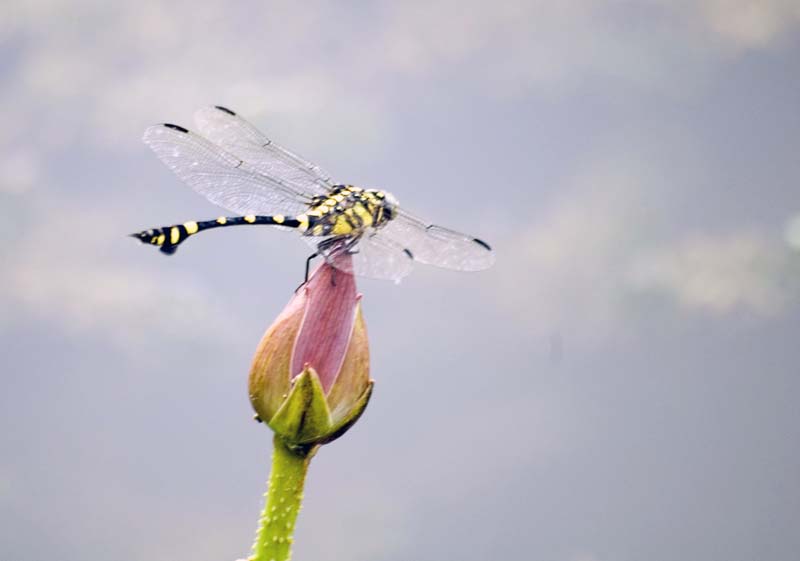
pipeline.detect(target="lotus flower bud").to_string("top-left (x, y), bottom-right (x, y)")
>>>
top-left (249, 256), bottom-right (373, 447)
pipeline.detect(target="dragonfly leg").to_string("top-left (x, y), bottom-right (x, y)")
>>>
top-left (297, 251), bottom-right (320, 291)
top-left (300, 236), bottom-right (357, 289)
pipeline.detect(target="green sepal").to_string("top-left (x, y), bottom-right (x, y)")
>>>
top-left (267, 367), bottom-right (333, 444)
top-left (319, 381), bottom-right (374, 445)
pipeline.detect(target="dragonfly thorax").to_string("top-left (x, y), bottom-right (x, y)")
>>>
top-left (301, 185), bottom-right (398, 238)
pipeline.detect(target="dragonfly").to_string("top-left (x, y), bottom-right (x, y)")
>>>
top-left (132, 106), bottom-right (495, 282)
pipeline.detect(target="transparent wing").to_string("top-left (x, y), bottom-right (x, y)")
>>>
top-left (143, 124), bottom-right (314, 216)
top-left (194, 106), bottom-right (333, 196)
top-left (302, 234), bottom-right (415, 282)
top-left (348, 233), bottom-right (415, 281)
top-left (378, 209), bottom-right (495, 271)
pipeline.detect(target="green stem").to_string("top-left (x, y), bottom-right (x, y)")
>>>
top-left (250, 435), bottom-right (317, 561)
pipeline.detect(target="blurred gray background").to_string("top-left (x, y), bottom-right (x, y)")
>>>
top-left (2, 2), bottom-right (800, 561)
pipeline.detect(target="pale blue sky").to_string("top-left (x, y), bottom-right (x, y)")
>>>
top-left (2, 2), bottom-right (800, 561)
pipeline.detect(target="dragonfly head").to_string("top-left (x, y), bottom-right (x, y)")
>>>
top-left (377, 190), bottom-right (399, 221)
top-left (365, 189), bottom-right (399, 224)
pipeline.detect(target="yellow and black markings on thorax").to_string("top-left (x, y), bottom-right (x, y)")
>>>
top-left (131, 185), bottom-right (394, 255)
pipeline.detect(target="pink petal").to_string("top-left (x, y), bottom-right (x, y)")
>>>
top-left (291, 256), bottom-right (358, 393)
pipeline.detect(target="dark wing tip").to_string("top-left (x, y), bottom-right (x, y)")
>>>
top-left (403, 248), bottom-right (414, 260)
top-left (473, 238), bottom-right (492, 251)
top-left (163, 123), bottom-right (189, 133)
top-left (214, 105), bottom-right (236, 116)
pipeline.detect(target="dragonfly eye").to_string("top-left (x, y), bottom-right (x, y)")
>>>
top-left (382, 191), bottom-right (399, 220)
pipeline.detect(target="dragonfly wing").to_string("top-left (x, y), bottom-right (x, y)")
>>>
top-left (194, 106), bottom-right (334, 196)
top-left (378, 209), bottom-right (495, 271)
top-left (347, 233), bottom-right (415, 281)
top-left (143, 124), bottom-right (312, 216)
top-left (302, 233), bottom-right (415, 282)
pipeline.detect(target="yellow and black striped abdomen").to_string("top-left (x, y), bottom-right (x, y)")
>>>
top-left (132, 187), bottom-right (395, 255)
top-left (131, 214), bottom-right (304, 254)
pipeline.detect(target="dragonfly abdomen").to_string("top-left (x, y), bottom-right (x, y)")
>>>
top-left (131, 214), bottom-right (304, 255)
